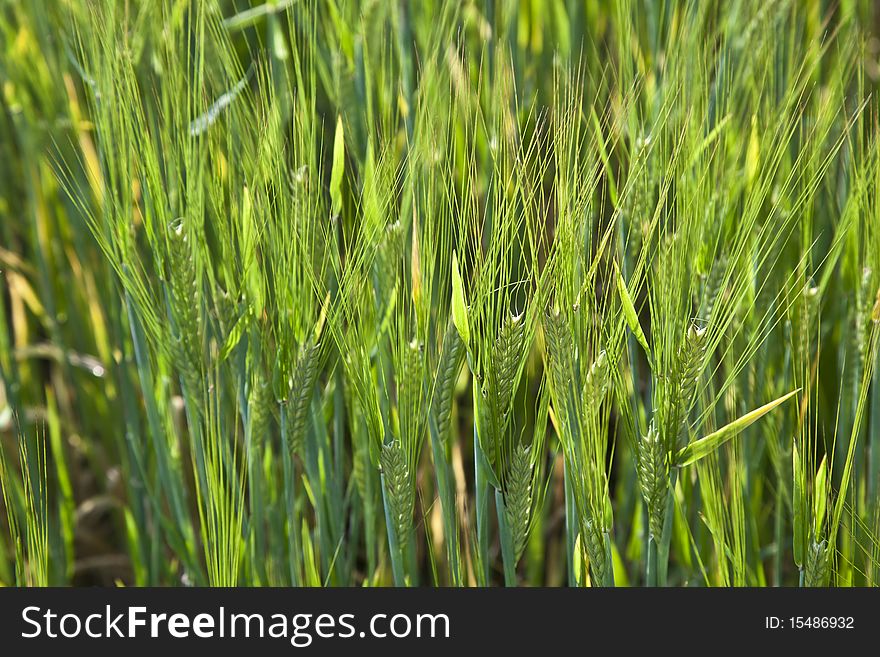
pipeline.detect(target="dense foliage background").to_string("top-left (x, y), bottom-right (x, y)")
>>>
top-left (1, 0), bottom-right (880, 587)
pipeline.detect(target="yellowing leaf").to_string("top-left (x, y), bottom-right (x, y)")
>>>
top-left (872, 285), bottom-right (880, 322)
top-left (676, 389), bottom-right (798, 467)
top-left (813, 455), bottom-right (828, 539)
top-left (330, 114), bottom-right (345, 216)
top-left (411, 208), bottom-right (422, 309)
top-left (451, 250), bottom-right (469, 346)
top-left (7, 271), bottom-right (45, 319)
top-left (746, 114), bottom-right (759, 184)
top-left (314, 291), bottom-right (331, 341)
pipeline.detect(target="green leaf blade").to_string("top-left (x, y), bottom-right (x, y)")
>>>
top-left (330, 114), bottom-right (345, 216)
top-left (676, 390), bottom-right (799, 467)
top-left (614, 262), bottom-right (652, 367)
top-left (451, 250), bottom-right (469, 347)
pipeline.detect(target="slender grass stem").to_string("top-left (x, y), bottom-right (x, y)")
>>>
top-left (646, 535), bottom-right (658, 587)
top-left (474, 430), bottom-right (492, 586)
top-left (495, 488), bottom-right (517, 586)
top-left (602, 532), bottom-right (616, 587)
top-left (869, 358), bottom-right (879, 503)
top-left (380, 472), bottom-right (406, 586)
top-left (657, 470), bottom-right (678, 586)
top-left (428, 416), bottom-right (462, 585)
top-left (563, 465), bottom-right (577, 586)
top-left (280, 406), bottom-right (302, 586)
top-left (246, 438), bottom-right (266, 585)
top-left (773, 481), bottom-right (783, 587)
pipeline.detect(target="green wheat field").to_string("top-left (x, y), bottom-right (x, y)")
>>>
top-left (1, 0), bottom-right (880, 588)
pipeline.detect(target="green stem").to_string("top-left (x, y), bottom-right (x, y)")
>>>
top-left (646, 535), bottom-right (658, 587)
top-left (474, 432), bottom-right (491, 586)
top-left (246, 438), bottom-right (266, 585)
top-left (428, 416), bottom-right (462, 585)
top-left (869, 355), bottom-right (879, 504)
top-left (495, 489), bottom-right (517, 586)
top-left (563, 464), bottom-right (577, 586)
top-left (280, 406), bottom-right (302, 586)
top-left (362, 438), bottom-right (378, 581)
top-left (126, 292), bottom-right (199, 579)
top-left (657, 471), bottom-right (677, 586)
top-left (603, 532), bottom-right (616, 587)
top-left (380, 472), bottom-right (406, 586)
top-left (405, 527), bottom-right (419, 586)
top-left (773, 480), bottom-right (783, 587)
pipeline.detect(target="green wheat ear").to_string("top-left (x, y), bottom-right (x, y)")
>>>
top-left (478, 311), bottom-right (527, 468)
top-left (167, 219), bottom-right (204, 393)
top-left (247, 374), bottom-right (272, 449)
top-left (285, 337), bottom-right (321, 456)
top-left (433, 321), bottom-right (465, 448)
top-left (676, 323), bottom-right (708, 417)
top-left (804, 540), bottom-right (829, 587)
top-left (494, 312), bottom-right (527, 420)
top-left (699, 255), bottom-right (728, 321)
top-left (855, 267), bottom-right (874, 368)
top-left (378, 221), bottom-right (404, 303)
top-left (398, 338), bottom-right (425, 430)
top-left (476, 385), bottom-right (497, 466)
top-left (581, 517), bottom-right (608, 588)
top-left (504, 442), bottom-right (533, 561)
top-left (582, 350), bottom-right (611, 410)
top-left (380, 440), bottom-right (413, 547)
top-left (543, 307), bottom-right (574, 399)
top-left (352, 437), bottom-right (367, 500)
top-left (638, 423), bottom-right (668, 540)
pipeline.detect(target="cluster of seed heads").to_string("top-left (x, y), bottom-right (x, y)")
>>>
top-left (247, 374), bottom-right (272, 450)
top-left (581, 516), bottom-right (609, 587)
top-left (397, 339), bottom-right (424, 435)
top-left (855, 268), bottom-right (874, 367)
top-left (285, 336), bottom-right (321, 456)
top-left (544, 308), bottom-right (613, 584)
top-left (167, 220), bottom-right (203, 393)
top-left (480, 311), bottom-right (527, 466)
top-left (658, 321), bottom-right (708, 454)
top-left (804, 540), bottom-right (829, 587)
top-left (378, 221), bottom-right (404, 303)
top-left (503, 443), bottom-right (533, 561)
top-left (802, 280), bottom-right (821, 338)
top-left (543, 307), bottom-right (575, 408)
top-left (698, 256), bottom-right (727, 321)
top-left (582, 350), bottom-right (610, 411)
top-left (214, 288), bottom-right (238, 338)
top-left (380, 440), bottom-right (413, 546)
top-left (676, 323), bottom-right (707, 418)
top-left (625, 134), bottom-right (656, 241)
top-left (433, 322), bottom-right (465, 448)
top-left (288, 165), bottom-right (309, 211)
top-left (492, 311), bottom-right (526, 428)
top-left (638, 423), bottom-right (668, 539)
